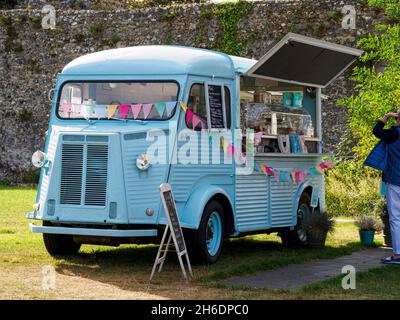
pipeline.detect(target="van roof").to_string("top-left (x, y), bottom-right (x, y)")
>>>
top-left (61, 45), bottom-right (257, 78)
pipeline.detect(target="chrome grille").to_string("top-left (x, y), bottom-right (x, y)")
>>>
top-left (85, 144), bottom-right (108, 206)
top-left (60, 144), bottom-right (84, 205)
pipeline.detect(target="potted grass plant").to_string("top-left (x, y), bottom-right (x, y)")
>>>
top-left (355, 215), bottom-right (383, 246)
top-left (373, 198), bottom-right (391, 247)
top-left (304, 211), bottom-right (335, 248)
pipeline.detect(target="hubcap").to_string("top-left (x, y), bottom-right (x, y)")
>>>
top-left (206, 211), bottom-right (222, 256)
top-left (297, 203), bottom-right (310, 242)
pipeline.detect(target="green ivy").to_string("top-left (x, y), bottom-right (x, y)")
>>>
top-left (368, 0), bottom-right (400, 21)
top-left (211, 0), bottom-right (254, 56)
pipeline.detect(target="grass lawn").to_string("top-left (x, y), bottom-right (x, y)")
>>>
top-left (0, 186), bottom-right (398, 299)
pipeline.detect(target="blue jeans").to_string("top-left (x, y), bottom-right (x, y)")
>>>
top-left (386, 184), bottom-right (400, 255)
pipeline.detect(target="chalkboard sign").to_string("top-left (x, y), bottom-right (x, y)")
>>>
top-left (208, 85), bottom-right (225, 129)
top-left (160, 183), bottom-right (186, 253)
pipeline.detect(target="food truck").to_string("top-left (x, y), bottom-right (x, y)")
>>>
top-left (27, 33), bottom-right (363, 263)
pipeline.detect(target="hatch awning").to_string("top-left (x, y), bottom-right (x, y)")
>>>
top-left (245, 33), bottom-right (363, 88)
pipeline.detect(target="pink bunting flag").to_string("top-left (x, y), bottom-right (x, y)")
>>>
top-left (119, 104), bottom-right (130, 119)
top-left (131, 104), bottom-right (142, 119)
top-left (186, 109), bottom-right (194, 123)
top-left (62, 102), bottom-right (72, 117)
top-left (299, 171), bottom-right (306, 182)
top-left (325, 160), bottom-right (334, 168)
top-left (273, 169), bottom-right (280, 182)
top-left (295, 172), bottom-right (300, 184)
top-left (142, 104), bottom-right (153, 119)
top-left (192, 114), bottom-right (201, 129)
top-left (228, 144), bottom-right (235, 159)
top-left (265, 166), bottom-right (274, 176)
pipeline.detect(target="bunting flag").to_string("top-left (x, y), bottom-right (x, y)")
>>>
top-left (119, 104), bottom-right (130, 119)
top-left (154, 102), bottom-right (166, 118)
top-left (107, 105), bottom-right (118, 119)
top-left (186, 109), bottom-right (194, 123)
top-left (315, 165), bottom-right (324, 174)
top-left (166, 101), bottom-right (176, 116)
top-left (60, 101), bottom-right (180, 120)
top-left (256, 160), bottom-right (335, 184)
top-left (228, 144), bottom-right (235, 159)
top-left (131, 104), bottom-right (142, 119)
top-left (82, 104), bottom-right (95, 118)
top-left (62, 102), bottom-right (72, 117)
top-left (142, 103), bottom-right (153, 119)
top-left (192, 115), bottom-right (201, 129)
top-left (179, 101), bottom-right (188, 112)
top-left (95, 105), bottom-right (107, 118)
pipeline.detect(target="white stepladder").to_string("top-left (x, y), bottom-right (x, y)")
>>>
top-left (150, 183), bottom-right (193, 281)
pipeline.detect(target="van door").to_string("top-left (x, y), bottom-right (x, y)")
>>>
top-left (168, 76), bottom-right (234, 220)
top-left (245, 33), bottom-right (363, 88)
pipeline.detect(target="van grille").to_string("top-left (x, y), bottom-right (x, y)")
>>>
top-left (60, 142), bottom-right (108, 206)
top-left (85, 145), bottom-right (108, 206)
top-left (60, 144), bottom-right (84, 205)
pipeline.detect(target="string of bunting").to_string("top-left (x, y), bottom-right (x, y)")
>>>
top-left (256, 160), bottom-right (334, 184)
top-left (61, 101), bottom-right (177, 119)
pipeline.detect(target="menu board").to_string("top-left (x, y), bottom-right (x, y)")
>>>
top-left (208, 85), bottom-right (225, 128)
top-left (161, 187), bottom-right (186, 253)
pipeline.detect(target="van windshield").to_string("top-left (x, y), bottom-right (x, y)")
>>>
top-left (57, 81), bottom-right (179, 120)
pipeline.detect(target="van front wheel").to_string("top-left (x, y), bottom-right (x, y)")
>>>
top-left (185, 201), bottom-right (224, 264)
top-left (43, 233), bottom-right (81, 256)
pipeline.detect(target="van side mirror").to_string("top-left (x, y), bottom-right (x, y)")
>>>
top-left (48, 88), bottom-right (54, 102)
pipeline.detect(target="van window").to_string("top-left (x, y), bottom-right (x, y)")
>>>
top-left (186, 84), bottom-right (208, 131)
top-left (57, 81), bottom-right (179, 120)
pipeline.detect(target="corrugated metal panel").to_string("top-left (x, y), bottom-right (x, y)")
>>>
top-left (169, 135), bottom-right (233, 201)
top-left (84, 144), bottom-right (108, 206)
top-left (60, 144), bottom-right (84, 205)
top-left (122, 132), bottom-right (169, 221)
top-left (270, 178), bottom-right (296, 227)
top-left (235, 174), bottom-right (269, 231)
top-left (39, 135), bottom-right (57, 205)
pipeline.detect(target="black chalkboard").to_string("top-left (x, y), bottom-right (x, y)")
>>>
top-left (162, 188), bottom-right (186, 253)
top-left (208, 85), bottom-right (225, 128)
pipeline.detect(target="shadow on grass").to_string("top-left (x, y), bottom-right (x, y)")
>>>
top-left (52, 235), bottom-right (367, 294)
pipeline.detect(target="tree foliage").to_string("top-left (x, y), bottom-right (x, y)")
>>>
top-left (339, 3), bottom-right (400, 163)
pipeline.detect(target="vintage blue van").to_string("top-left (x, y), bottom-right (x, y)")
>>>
top-left (28, 33), bottom-right (363, 263)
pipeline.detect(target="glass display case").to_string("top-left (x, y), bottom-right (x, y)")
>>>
top-left (243, 103), bottom-right (314, 137)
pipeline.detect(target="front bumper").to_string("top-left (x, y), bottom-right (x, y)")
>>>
top-left (29, 223), bottom-right (158, 237)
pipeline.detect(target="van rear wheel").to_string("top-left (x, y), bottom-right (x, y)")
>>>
top-left (42, 222), bottom-right (81, 255)
top-left (279, 193), bottom-right (311, 247)
top-left (185, 200), bottom-right (224, 264)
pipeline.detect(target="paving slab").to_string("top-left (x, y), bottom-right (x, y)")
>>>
top-left (223, 247), bottom-right (391, 291)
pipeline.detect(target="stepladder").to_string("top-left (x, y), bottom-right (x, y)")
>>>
top-left (150, 223), bottom-right (193, 281)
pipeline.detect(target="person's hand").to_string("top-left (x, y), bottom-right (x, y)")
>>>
top-left (381, 112), bottom-right (398, 122)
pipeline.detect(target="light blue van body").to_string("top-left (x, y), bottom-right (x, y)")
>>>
top-left (28, 45), bottom-right (330, 244)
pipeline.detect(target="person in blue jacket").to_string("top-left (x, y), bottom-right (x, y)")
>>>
top-left (373, 110), bottom-right (400, 264)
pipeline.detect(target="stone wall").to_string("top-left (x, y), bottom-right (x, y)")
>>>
top-left (0, 0), bottom-right (385, 183)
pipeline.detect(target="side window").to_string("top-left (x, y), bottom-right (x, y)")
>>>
top-left (186, 84), bottom-right (208, 131)
top-left (224, 86), bottom-right (231, 129)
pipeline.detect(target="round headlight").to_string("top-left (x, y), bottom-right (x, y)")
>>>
top-left (136, 153), bottom-right (151, 171)
top-left (31, 151), bottom-right (47, 168)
